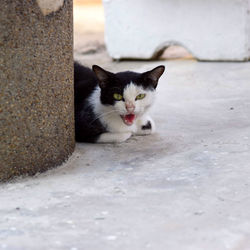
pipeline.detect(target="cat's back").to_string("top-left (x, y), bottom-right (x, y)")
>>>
top-left (74, 62), bottom-right (98, 102)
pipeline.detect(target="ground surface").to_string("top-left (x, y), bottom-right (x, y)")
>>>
top-left (1, 3), bottom-right (250, 250)
top-left (1, 59), bottom-right (250, 250)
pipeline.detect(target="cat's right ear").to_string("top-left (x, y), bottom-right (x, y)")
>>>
top-left (92, 65), bottom-right (110, 88)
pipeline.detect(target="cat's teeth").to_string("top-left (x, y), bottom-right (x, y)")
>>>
top-left (120, 114), bottom-right (136, 126)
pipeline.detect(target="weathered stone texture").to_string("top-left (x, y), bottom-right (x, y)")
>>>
top-left (0, 0), bottom-right (74, 181)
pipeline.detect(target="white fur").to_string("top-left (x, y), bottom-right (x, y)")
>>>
top-left (97, 132), bottom-right (132, 143)
top-left (88, 83), bottom-right (156, 143)
top-left (136, 115), bottom-right (156, 135)
top-left (115, 82), bottom-right (155, 116)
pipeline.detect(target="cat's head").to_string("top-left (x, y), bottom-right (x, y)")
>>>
top-left (92, 65), bottom-right (165, 126)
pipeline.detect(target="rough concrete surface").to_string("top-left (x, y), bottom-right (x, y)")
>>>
top-left (1, 58), bottom-right (250, 249)
top-left (0, 0), bottom-right (74, 181)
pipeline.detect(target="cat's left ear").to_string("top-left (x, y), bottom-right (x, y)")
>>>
top-left (142, 65), bottom-right (165, 88)
top-left (92, 65), bottom-right (112, 88)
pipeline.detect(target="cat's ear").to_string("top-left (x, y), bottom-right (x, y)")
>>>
top-left (142, 65), bottom-right (165, 88)
top-left (92, 65), bottom-right (111, 88)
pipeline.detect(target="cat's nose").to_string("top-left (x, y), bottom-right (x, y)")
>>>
top-left (125, 102), bottom-right (135, 113)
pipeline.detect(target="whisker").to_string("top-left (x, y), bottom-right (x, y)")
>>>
top-left (90, 110), bottom-right (119, 124)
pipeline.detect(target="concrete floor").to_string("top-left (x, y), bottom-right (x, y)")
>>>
top-left (1, 3), bottom-right (250, 249)
top-left (1, 59), bottom-right (250, 250)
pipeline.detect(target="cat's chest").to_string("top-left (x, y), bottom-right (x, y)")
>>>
top-left (101, 114), bottom-right (136, 133)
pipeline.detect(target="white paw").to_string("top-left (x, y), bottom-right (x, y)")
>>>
top-left (116, 132), bottom-right (132, 142)
top-left (97, 132), bottom-right (132, 143)
top-left (135, 116), bottom-right (155, 135)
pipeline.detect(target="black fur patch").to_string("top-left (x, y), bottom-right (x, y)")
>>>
top-left (98, 71), bottom-right (155, 106)
top-left (142, 121), bottom-right (152, 130)
top-left (74, 62), bottom-right (106, 142)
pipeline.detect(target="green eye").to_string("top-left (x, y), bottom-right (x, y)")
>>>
top-left (113, 93), bottom-right (123, 101)
top-left (136, 93), bottom-right (146, 100)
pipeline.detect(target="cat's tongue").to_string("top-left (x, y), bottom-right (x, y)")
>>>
top-left (121, 114), bottom-right (136, 126)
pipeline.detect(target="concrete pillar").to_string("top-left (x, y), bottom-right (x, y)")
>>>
top-left (0, 0), bottom-right (74, 181)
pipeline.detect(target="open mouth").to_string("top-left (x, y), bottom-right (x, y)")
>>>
top-left (120, 114), bottom-right (136, 126)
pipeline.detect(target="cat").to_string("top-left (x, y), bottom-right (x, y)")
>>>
top-left (74, 62), bottom-right (165, 143)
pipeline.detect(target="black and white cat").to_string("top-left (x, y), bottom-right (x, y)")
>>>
top-left (74, 62), bottom-right (165, 143)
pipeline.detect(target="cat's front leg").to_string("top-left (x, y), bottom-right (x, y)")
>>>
top-left (96, 132), bottom-right (132, 143)
top-left (135, 115), bottom-right (155, 135)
